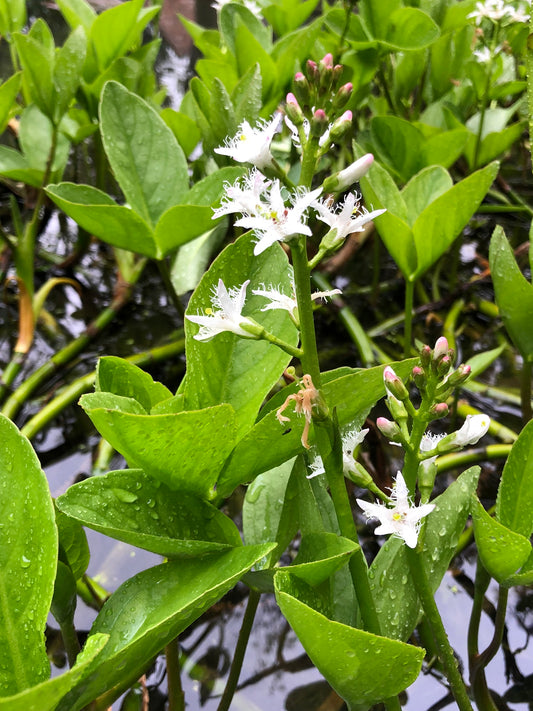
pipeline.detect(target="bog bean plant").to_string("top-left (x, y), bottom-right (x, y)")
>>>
top-left (1, 0), bottom-right (533, 709)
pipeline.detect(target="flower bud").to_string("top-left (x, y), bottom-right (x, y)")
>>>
top-left (446, 363), bottom-right (472, 387)
top-left (437, 355), bottom-right (452, 377)
top-left (293, 72), bottom-right (311, 106)
top-left (322, 153), bottom-right (374, 192)
top-left (383, 365), bottom-right (409, 401)
top-left (345, 460), bottom-right (375, 489)
top-left (332, 81), bottom-right (353, 111)
top-left (386, 393), bottom-right (408, 422)
top-left (376, 417), bottom-right (403, 442)
top-left (310, 109), bottom-right (328, 137)
top-left (305, 60), bottom-right (319, 82)
top-left (285, 92), bottom-right (304, 126)
top-left (433, 336), bottom-right (449, 362)
top-left (320, 53), bottom-right (334, 69)
top-left (418, 459), bottom-right (437, 502)
top-left (332, 63), bottom-right (344, 87)
top-left (329, 110), bottom-right (352, 142)
top-left (420, 345), bottom-right (432, 369)
top-left (412, 366), bottom-right (426, 390)
top-left (430, 402), bottom-right (449, 419)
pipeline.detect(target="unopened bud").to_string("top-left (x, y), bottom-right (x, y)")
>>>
top-left (412, 366), bottom-right (426, 390)
top-left (437, 355), bottom-right (452, 377)
top-left (446, 363), bottom-right (472, 388)
top-left (285, 92), bottom-right (304, 126)
top-left (329, 110), bottom-right (352, 141)
top-left (305, 60), bottom-right (319, 82)
top-left (420, 345), bottom-right (432, 369)
top-left (430, 402), bottom-right (449, 419)
top-left (320, 53), bottom-right (334, 69)
top-left (383, 365), bottom-right (409, 401)
top-left (386, 393), bottom-right (408, 422)
top-left (332, 81), bottom-right (353, 111)
top-left (452, 414), bottom-right (490, 446)
top-left (293, 72), bottom-right (311, 107)
top-left (310, 109), bottom-right (328, 137)
top-left (376, 417), bottom-right (403, 442)
top-left (418, 459), bottom-right (437, 502)
top-left (433, 337), bottom-right (449, 362)
top-left (322, 153), bottom-right (374, 192)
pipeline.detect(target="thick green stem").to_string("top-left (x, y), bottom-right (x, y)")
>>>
top-left (166, 637), bottom-right (185, 711)
top-left (406, 548), bottom-right (473, 711)
top-left (59, 615), bottom-right (81, 668)
top-left (299, 136), bottom-right (320, 188)
top-left (290, 238), bottom-right (321, 384)
top-left (217, 590), bottom-right (260, 711)
top-left (403, 279), bottom-right (415, 359)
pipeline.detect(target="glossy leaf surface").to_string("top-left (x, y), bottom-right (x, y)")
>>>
top-left (275, 572), bottom-right (424, 711)
top-left (59, 545), bottom-right (274, 710)
top-left (57, 469), bottom-right (242, 556)
top-left (496, 418), bottom-right (533, 537)
top-left (0, 415), bottom-right (57, 696)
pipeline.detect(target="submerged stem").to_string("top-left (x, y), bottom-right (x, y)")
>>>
top-left (217, 590), bottom-right (260, 711)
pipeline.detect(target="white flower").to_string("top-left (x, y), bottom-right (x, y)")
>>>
top-left (212, 0), bottom-right (263, 14)
top-left (313, 193), bottom-right (386, 246)
top-left (306, 428), bottom-right (368, 479)
top-left (214, 114), bottom-right (281, 169)
top-left (284, 116), bottom-right (332, 149)
top-left (252, 282), bottom-right (341, 318)
top-left (186, 279), bottom-right (256, 341)
top-left (452, 414), bottom-right (491, 447)
top-left (420, 432), bottom-right (445, 456)
top-left (467, 0), bottom-right (515, 23)
top-left (356, 472), bottom-right (435, 549)
top-left (235, 181), bottom-right (322, 255)
top-left (212, 169), bottom-right (272, 219)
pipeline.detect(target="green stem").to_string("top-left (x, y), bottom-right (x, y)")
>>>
top-left (166, 637), bottom-right (185, 711)
top-left (2, 260), bottom-right (147, 420)
top-left (299, 136), bottom-right (320, 189)
top-left (435, 443), bottom-right (512, 472)
top-left (521, 359), bottom-right (532, 425)
top-left (403, 279), bottom-right (415, 359)
top-left (406, 548), bottom-right (473, 711)
top-left (59, 615), bottom-right (81, 668)
top-left (290, 238), bottom-right (321, 384)
top-left (217, 590), bottom-right (260, 711)
top-left (259, 329), bottom-right (303, 358)
top-left (20, 337), bottom-right (185, 440)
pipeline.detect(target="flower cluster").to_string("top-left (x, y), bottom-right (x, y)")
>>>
top-left (467, 0), bottom-right (529, 24)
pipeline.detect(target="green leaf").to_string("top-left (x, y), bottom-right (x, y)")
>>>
top-left (170, 222), bottom-right (227, 297)
top-left (289, 532), bottom-right (359, 586)
top-left (489, 225), bottom-right (533, 361)
top-left (0, 0), bottom-right (26, 35)
top-left (79, 396), bottom-right (237, 499)
top-left (58, 545), bottom-right (274, 711)
top-left (154, 205), bottom-right (218, 256)
top-left (160, 108), bottom-right (201, 157)
top-left (57, 469), bottom-right (242, 556)
top-left (382, 7), bottom-right (440, 51)
top-left (359, 0), bottom-right (401, 38)
top-left (45, 183), bottom-right (157, 257)
top-left (369, 466), bottom-right (480, 640)
top-left (465, 344), bottom-right (506, 380)
top-left (53, 26), bottom-right (87, 121)
top-left (56, 509), bottom-right (90, 581)
top-left (234, 26), bottom-right (276, 100)
top-left (13, 26), bottom-right (54, 118)
top-left (412, 161), bottom-right (498, 281)
top-left (401, 166), bottom-right (453, 226)
top-left (95, 356), bottom-right (172, 412)
top-left (0, 415), bottom-right (58, 696)
top-left (184, 232), bottom-right (299, 440)
top-left (219, 2), bottom-right (272, 55)
top-left (496, 418), bottom-right (533, 537)
top-left (100, 81), bottom-right (188, 226)
top-left (0, 634), bottom-right (107, 711)
top-left (472, 498), bottom-right (531, 584)
top-left (231, 63), bottom-right (262, 124)
top-left (370, 116), bottom-right (422, 182)
top-left (275, 572), bottom-right (424, 711)
top-left (0, 147), bottom-right (43, 188)
top-left (89, 0), bottom-right (144, 73)
top-left (183, 167), bottom-right (245, 206)
top-left (503, 548), bottom-right (533, 587)
top-left (0, 73), bottom-right (22, 135)
top-left (51, 560), bottom-right (77, 626)
top-left (243, 458), bottom-right (299, 569)
top-left (465, 122), bottom-right (525, 170)
top-left (19, 105), bottom-right (70, 175)
top-left (56, 0), bottom-right (96, 31)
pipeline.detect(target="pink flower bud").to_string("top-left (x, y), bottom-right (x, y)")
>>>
top-left (383, 366), bottom-right (409, 401)
top-left (430, 402), bottom-right (449, 418)
top-left (286, 92), bottom-right (299, 106)
top-left (321, 53), bottom-right (334, 68)
top-left (433, 337), bottom-right (449, 361)
top-left (376, 417), bottom-right (402, 441)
